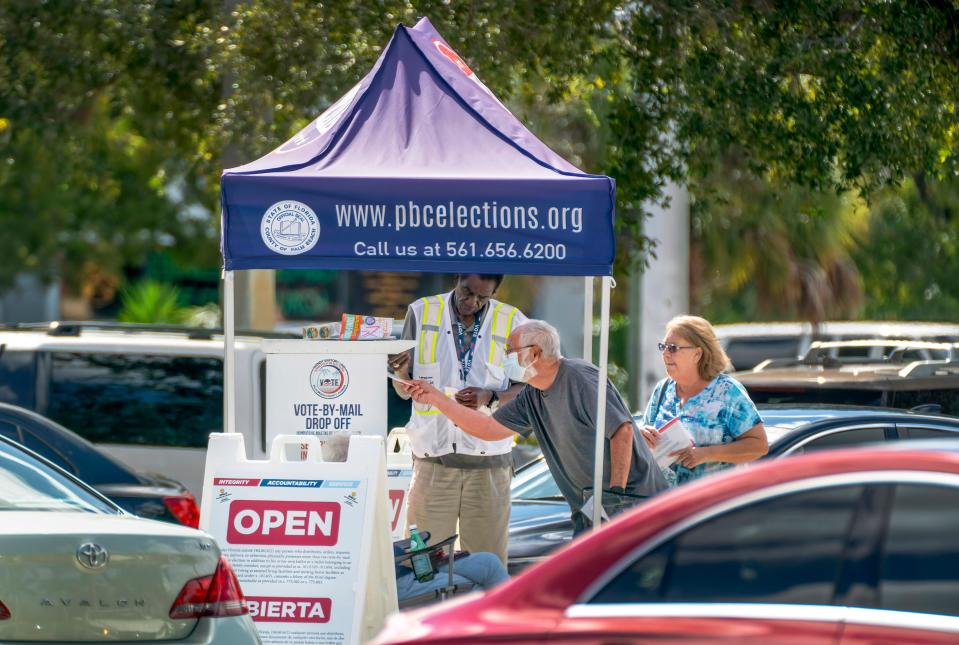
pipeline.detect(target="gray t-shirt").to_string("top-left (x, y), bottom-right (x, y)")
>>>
top-left (493, 358), bottom-right (668, 512)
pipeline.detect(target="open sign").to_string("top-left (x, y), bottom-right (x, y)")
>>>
top-left (226, 500), bottom-right (341, 546)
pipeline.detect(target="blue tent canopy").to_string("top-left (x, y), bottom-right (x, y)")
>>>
top-left (220, 17), bottom-right (615, 276)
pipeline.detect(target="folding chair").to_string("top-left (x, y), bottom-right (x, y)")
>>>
top-left (394, 532), bottom-right (477, 608)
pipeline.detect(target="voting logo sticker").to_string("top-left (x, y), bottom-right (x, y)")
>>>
top-left (310, 359), bottom-right (349, 399)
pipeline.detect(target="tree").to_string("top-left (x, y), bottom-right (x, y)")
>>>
top-left (689, 150), bottom-right (867, 322)
top-left (1, 0), bottom-right (956, 308)
top-left (0, 0), bottom-right (219, 290)
top-left (854, 173), bottom-right (959, 319)
top-left (607, 0), bottom-right (959, 263)
top-left (0, 0), bottom-right (616, 290)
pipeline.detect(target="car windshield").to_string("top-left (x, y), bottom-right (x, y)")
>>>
top-left (758, 410), bottom-right (839, 445)
top-left (762, 422), bottom-right (807, 445)
top-left (511, 459), bottom-right (564, 500)
top-left (0, 439), bottom-right (119, 513)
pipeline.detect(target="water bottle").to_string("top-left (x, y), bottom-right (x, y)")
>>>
top-left (408, 524), bottom-right (434, 582)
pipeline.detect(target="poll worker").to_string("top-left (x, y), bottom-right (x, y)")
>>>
top-left (404, 319), bottom-right (668, 535)
top-left (391, 274), bottom-right (527, 565)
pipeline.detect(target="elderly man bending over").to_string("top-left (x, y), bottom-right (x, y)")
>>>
top-left (405, 320), bottom-right (668, 534)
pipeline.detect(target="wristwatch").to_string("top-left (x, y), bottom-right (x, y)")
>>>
top-left (488, 389), bottom-right (499, 410)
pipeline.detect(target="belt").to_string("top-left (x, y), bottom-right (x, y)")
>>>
top-left (414, 453), bottom-right (512, 470)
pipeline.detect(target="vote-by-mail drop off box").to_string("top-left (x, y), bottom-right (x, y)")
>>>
top-left (263, 339), bottom-right (415, 448)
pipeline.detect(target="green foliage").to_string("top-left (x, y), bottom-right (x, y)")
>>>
top-left (598, 0), bottom-right (959, 270)
top-left (617, 1), bottom-right (959, 193)
top-left (1, 0), bottom-right (957, 315)
top-left (855, 175), bottom-right (959, 319)
top-left (690, 152), bottom-right (867, 323)
top-left (117, 281), bottom-right (189, 324)
top-left (591, 313), bottom-right (632, 407)
top-left (0, 0), bottom-right (219, 290)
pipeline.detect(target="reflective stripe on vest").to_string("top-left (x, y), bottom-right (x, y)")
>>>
top-left (487, 302), bottom-right (519, 366)
top-left (415, 295), bottom-right (445, 415)
top-left (417, 295), bottom-right (444, 365)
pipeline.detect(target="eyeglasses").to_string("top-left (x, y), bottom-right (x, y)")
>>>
top-left (504, 344), bottom-right (535, 356)
top-left (658, 342), bottom-right (696, 354)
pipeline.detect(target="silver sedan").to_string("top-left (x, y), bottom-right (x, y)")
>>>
top-left (0, 435), bottom-right (260, 644)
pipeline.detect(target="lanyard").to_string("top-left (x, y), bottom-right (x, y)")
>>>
top-left (454, 316), bottom-right (482, 382)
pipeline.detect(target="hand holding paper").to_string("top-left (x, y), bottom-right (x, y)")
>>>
top-left (387, 373), bottom-right (413, 386)
top-left (651, 417), bottom-right (695, 469)
top-left (402, 379), bottom-right (443, 405)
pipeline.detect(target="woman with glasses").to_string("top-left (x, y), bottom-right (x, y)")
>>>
top-left (640, 315), bottom-right (768, 486)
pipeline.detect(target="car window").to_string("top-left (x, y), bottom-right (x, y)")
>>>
top-left (0, 350), bottom-right (37, 408)
top-left (788, 426), bottom-right (888, 455)
top-left (590, 485), bottom-right (864, 605)
top-left (726, 337), bottom-right (800, 371)
top-left (898, 426), bottom-right (959, 440)
top-left (16, 427), bottom-right (78, 475)
top-left (889, 389), bottom-right (959, 417)
top-left (0, 420), bottom-right (20, 444)
top-left (835, 345), bottom-right (872, 358)
top-left (745, 387), bottom-right (887, 407)
top-left (0, 438), bottom-right (117, 513)
top-left (896, 348), bottom-right (951, 361)
top-left (20, 416), bottom-right (139, 485)
top-left (879, 483), bottom-right (959, 617)
top-left (44, 352), bottom-right (223, 448)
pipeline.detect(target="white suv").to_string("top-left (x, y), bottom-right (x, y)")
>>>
top-left (0, 322), bottom-right (291, 500)
top-left (716, 321), bottom-right (959, 371)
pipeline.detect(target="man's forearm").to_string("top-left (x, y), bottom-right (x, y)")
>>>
top-left (429, 394), bottom-right (517, 441)
top-left (609, 422), bottom-right (634, 488)
top-left (496, 382), bottom-right (525, 406)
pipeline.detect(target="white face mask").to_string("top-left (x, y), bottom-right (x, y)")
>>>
top-left (504, 348), bottom-right (537, 382)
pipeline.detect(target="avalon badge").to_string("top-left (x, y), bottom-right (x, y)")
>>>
top-left (76, 543), bottom-right (109, 569)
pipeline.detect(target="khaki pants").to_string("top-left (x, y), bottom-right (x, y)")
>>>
top-left (406, 459), bottom-right (512, 566)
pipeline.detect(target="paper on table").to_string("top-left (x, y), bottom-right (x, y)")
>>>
top-left (652, 417), bottom-right (695, 469)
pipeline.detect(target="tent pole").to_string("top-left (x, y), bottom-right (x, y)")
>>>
top-left (591, 275), bottom-right (612, 530)
top-left (583, 277), bottom-right (593, 362)
top-left (223, 269), bottom-right (237, 434)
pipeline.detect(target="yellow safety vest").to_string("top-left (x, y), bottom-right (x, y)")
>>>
top-left (406, 291), bottom-right (525, 457)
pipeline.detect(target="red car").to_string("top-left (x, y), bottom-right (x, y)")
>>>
top-left (373, 444), bottom-right (959, 644)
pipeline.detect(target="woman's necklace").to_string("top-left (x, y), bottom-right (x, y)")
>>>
top-left (676, 380), bottom-right (704, 406)
top-left (676, 382), bottom-right (688, 408)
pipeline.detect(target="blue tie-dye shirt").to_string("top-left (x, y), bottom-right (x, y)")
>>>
top-left (642, 373), bottom-right (763, 486)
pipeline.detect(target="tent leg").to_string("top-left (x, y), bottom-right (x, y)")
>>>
top-left (591, 275), bottom-right (612, 530)
top-left (223, 269), bottom-right (237, 434)
top-left (583, 277), bottom-right (593, 362)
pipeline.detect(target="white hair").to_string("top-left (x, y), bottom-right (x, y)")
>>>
top-left (320, 432), bottom-right (352, 462)
top-left (516, 319), bottom-right (562, 359)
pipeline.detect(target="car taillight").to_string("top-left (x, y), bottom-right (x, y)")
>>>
top-left (0, 600), bottom-right (10, 619)
top-left (169, 556), bottom-right (248, 619)
top-left (163, 493), bottom-right (200, 528)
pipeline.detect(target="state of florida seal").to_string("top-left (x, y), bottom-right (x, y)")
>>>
top-left (261, 200), bottom-right (320, 255)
